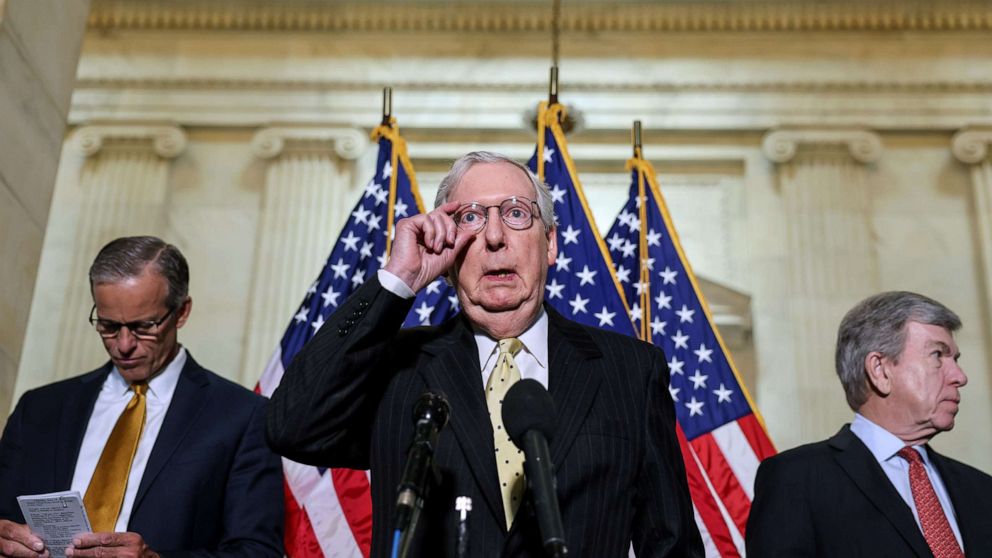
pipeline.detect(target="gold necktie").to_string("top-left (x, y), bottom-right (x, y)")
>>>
top-left (84, 382), bottom-right (148, 532)
top-left (486, 338), bottom-right (525, 529)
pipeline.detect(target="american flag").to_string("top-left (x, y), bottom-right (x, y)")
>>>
top-left (606, 151), bottom-right (777, 557)
top-left (255, 119), bottom-right (457, 558)
top-left (527, 101), bottom-right (637, 337)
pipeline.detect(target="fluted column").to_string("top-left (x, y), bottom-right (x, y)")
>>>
top-left (53, 124), bottom-right (187, 379)
top-left (952, 129), bottom-right (992, 313)
top-left (761, 128), bottom-right (883, 440)
top-left (241, 127), bottom-right (368, 384)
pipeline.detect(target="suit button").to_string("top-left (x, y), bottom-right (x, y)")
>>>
top-left (338, 328), bottom-right (348, 337)
top-left (359, 300), bottom-right (370, 309)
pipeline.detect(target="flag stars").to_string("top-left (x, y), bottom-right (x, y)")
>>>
top-left (607, 233), bottom-right (624, 253)
top-left (628, 302), bottom-right (642, 323)
top-left (414, 302), bottom-right (435, 324)
top-left (321, 287), bottom-right (340, 308)
top-left (685, 397), bottom-right (705, 417)
top-left (621, 240), bottom-right (637, 258)
top-left (669, 384), bottom-right (680, 402)
top-left (367, 214), bottom-right (382, 231)
top-left (360, 242), bottom-right (374, 260)
top-left (426, 280), bottom-right (442, 295)
top-left (543, 146), bottom-right (556, 163)
top-left (615, 264), bottom-right (631, 284)
top-left (561, 225), bottom-right (581, 245)
top-left (310, 314), bottom-right (326, 334)
top-left (350, 269), bottom-right (366, 288)
top-left (618, 209), bottom-right (636, 230)
top-left (363, 181), bottom-right (382, 199)
top-left (594, 307), bottom-right (616, 327)
top-left (713, 383), bottom-right (734, 403)
top-left (694, 343), bottom-right (714, 363)
top-left (688, 369), bottom-right (709, 390)
top-left (340, 231), bottom-right (360, 252)
top-left (576, 265), bottom-right (597, 286)
top-left (676, 305), bottom-right (695, 324)
top-left (633, 280), bottom-right (649, 296)
top-left (545, 279), bottom-right (565, 300)
top-left (655, 291), bottom-right (673, 310)
top-left (381, 161), bottom-right (392, 179)
top-left (352, 206), bottom-right (371, 225)
top-left (671, 329), bottom-right (690, 350)
top-left (555, 253), bottom-right (572, 272)
top-left (330, 259), bottom-right (350, 279)
top-left (646, 229), bottom-right (662, 247)
top-left (373, 188), bottom-right (389, 206)
top-left (668, 356), bottom-right (685, 376)
top-left (394, 199), bottom-right (409, 218)
top-left (550, 184), bottom-right (567, 204)
top-left (650, 317), bottom-right (667, 336)
top-left (294, 307), bottom-right (309, 324)
top-left (568, 293), bottom-right (590, 315)
top-left (659, 266), bottom-right (678, 285)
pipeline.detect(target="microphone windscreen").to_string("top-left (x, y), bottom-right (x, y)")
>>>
top-left (502, 379), bottom-right (557, 444)
top-left (413, 390), bottom-right (451, 429)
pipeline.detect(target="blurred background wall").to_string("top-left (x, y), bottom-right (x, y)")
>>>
top-left (4, 0), bottom-right (992, 471)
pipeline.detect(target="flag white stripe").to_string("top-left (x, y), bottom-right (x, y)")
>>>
top-left (687, 444), bottom-right (746, 555)
top-left (283, 459), bottom-right (363, 558)
top-left (710, 421), bottom-right (760, 500)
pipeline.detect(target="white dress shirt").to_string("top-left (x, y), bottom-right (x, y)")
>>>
top-left (849, 413), bottom-right (963, 548)
top-left (70, 347), bottom-right (186, 532)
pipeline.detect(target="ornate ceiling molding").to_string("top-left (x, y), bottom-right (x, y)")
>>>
top-left (251, 126), bottom-right (369, 160)
top-left (951, 128), bottom-right (992, 163)
top-left (72, 76), bottom-right (992, 95)
top-left (88, 1), bottom-right (992, 33)
top-left (73, 124), bottom-right (187, 158)
top-left (761, 128), bottom-right (883, 164)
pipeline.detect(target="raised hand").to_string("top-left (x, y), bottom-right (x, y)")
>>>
top-left (384, 201), bottom-right (476, 293)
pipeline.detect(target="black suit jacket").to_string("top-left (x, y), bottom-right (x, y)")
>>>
top-left (0, 354), bottom-right (284, 557)
top-left (746, 425), bottom-right (992, 557)
top-left (267, 276), bottom-right (702, 558)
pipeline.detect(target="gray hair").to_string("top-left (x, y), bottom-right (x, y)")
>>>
top-left (434, 151), bottom-right (556, 232)
top-left (835, 291), bottom-right (961, 411)
top-left (89, 236), bottom-right (190, 310)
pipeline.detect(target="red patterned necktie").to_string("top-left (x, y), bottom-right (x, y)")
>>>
top-left (896, 447), bottom-right (965, 558)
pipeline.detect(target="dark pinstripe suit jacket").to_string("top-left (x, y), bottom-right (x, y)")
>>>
top-left (267, 276), bottom-right (702, 557)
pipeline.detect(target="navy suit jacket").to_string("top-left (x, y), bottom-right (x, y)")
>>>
top-left (0, 354), bottom-right (284, 557)
top-left (746, 425), bottom-right (992, 557)
top-left (267, 277), bottom-right (702, 558)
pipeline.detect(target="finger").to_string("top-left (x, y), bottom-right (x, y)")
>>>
top-left (0, 521), bottom-right (44, 555)
top-left (0, 538), bottom-right (44, 558)
top-left (69, 532), bottom-right (117, 549)
top-left (437, 200), bottom-right (462, 215)
top-left (429, 213), bottom-right (448, 253)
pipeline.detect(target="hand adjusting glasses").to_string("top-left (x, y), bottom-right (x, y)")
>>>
top-left (89, 305), bottom-right (175, 339)
top-left (453, 196), bottom-right (542, 232)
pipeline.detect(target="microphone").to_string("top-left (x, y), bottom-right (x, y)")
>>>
top-left (395, 391), bottom-right (450, 537)
top-left (502, 379), bottom-right (568, 557)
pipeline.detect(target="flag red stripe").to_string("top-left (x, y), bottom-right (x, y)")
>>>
top-left (282, 478), bottom-right (326, 558)
top-left (330, 468), bottom-right (373, 557)
top-left (736, 413), bottom-right (777, 461)
top-left (690, 433), bottom-right (752, 537)
top-left (676, 426), bottom-right (741, 557)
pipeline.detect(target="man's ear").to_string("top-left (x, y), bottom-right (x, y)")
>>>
top-left (546, 224), bottom-right (558, 267)
top-left (175, 297), bottom-right (192, 329)
top-left (864, 351), bottom-right (892, 396)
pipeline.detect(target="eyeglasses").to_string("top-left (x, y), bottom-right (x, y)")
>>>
top-left (453, 197), bottom-right (540, 232)
top-left (89, 305), bottom-right (176, 339)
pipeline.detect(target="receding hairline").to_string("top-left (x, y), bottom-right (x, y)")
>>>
top-left (446, 159), bottom-right (540, 199)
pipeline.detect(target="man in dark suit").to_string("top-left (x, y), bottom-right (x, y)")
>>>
top-left (0, 236), bottom-right (284, 557)
top-left (267, 152), bottom-right (702, 557)
top-left (746, 291), bottom-right (992, 557)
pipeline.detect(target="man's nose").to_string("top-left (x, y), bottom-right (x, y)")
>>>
top-left (949, 361), bottom-right (968, 387)
top-left (115, 327), bottom-right (139, 352)
top-left (484, 207), bottom-right (506, 248)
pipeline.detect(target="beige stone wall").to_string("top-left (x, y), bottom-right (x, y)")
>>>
top-left (9, 0), bottom-right (992, 471)
top-left (0, 0), bottom-right (89, 421)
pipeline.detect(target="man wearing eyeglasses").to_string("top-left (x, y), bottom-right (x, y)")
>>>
top-left (0, 236), bottom-right (283, 557)
top-left (268, 152), bottom-right (702, 557)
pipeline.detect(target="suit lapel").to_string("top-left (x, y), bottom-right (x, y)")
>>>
top-left (545, 307), bottom-right (602, 465)
top-left (55, 366), bottom-right (109, 489)
top-left (132, 356), bottom-right (211, 512)
top-left (418, 316), bottom-right (507, 528)
top-left (830, 427), bottom-right (932, 557)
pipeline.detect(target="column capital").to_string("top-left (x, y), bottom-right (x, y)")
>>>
top-left (73, 124), bottom-right (187, 158)
top-left (251, 126), bottom-right (368, 160)
top-left (952, 128), bottom-right (992, 164)
top-left (761, 128), bottom-right (883, 164)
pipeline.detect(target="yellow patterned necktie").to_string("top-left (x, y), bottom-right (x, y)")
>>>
top-left (486, 338), bottom-right (525, 529)
top-left (84, 382), bottom-right (148, 532)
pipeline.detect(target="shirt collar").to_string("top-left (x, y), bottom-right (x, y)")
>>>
top-left (850, 413), bottom-right (931, 464)
top-left (474, 309), bottom-right (549, 371)
top-left (109, 346), bottom-right (187, 401)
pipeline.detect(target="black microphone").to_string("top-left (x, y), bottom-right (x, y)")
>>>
top-left (395, 390), bottom-right (450, 536)
top-left (502, 379), bottom-right (568, 557)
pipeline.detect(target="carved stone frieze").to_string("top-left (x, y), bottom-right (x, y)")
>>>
top-left (761, 128), bottom-right (883, 164)
top-left (88, 0), bottom-right (992, 33)
top-left (251, 127), bottom-right (368, 160)
top-left (73, 124), bottom-right (187, 158)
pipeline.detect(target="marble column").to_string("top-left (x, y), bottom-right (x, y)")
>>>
top-left (952, 128), bottom-right (992, 314)
top-left (49, 125), bottom-right (187, 384)
top-left (241, 126), bottom-right (367, 385)
top-left (761, 128), bottom-right (883, 442)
